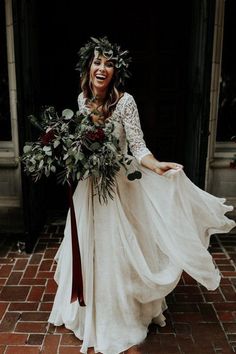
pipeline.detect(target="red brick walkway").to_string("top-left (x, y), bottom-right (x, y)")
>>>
top-left (0, 224), bottom-right (235, 354)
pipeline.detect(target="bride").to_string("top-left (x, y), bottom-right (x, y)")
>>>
top-left (48, 36), bottom-right (235, 354)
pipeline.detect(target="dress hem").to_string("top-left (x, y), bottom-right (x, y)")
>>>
top-left (48, 319), bottom-right (148, 354)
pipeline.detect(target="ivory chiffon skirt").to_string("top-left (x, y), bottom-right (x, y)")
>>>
top-left (48, 163), bottom-right (235, 354)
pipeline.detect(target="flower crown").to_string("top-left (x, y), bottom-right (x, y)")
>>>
top-left (75, 36), bottom-right (132, 87)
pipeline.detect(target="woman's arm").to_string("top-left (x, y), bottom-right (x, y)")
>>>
top-left (141, 153), bottom-right (183, 175)
top-left (121, 94), bottom-right (183, 175)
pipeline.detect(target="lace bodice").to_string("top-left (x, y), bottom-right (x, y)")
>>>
top-left (77, 92), bottom-right (151, 163)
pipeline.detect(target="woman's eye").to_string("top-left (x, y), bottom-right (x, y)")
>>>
top-left (106, 62), bottom-right (114, 68)
top-left (94, 60), bottom-right (101, 65)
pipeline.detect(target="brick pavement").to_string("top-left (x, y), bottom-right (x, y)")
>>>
top-left (0, 223), bottom-right (235, 354)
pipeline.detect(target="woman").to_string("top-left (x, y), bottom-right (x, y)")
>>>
top-left (48, 37), bottom-right (235, 354)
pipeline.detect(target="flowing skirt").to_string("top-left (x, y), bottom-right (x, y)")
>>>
top-left (48, 163), bottom-right (235, 354)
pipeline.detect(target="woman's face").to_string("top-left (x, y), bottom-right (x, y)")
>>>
top-left (90, 55), bottom-right (115, 94)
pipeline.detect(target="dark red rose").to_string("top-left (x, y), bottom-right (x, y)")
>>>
top-left (86, 128), bottom-right (105, 142)
top-left (41, 129), bottom-right (55, 145)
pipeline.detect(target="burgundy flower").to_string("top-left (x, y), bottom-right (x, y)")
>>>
top-left (41, 129), bottom-right (55, 145)
top-left (86, 128), bottom-right (105, 142)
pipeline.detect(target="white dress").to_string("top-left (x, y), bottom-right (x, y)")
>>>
top-left (48, 92), bottom-right (235, 354)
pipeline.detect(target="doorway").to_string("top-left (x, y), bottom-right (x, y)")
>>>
top-left (34, 1), bottom-right (193, 214)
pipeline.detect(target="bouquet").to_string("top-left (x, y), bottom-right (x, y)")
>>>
top-left (21, 106), bottom-right (142, 204)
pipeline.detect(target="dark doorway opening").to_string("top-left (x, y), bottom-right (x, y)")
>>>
top-left (35, 1), bottom-right (193, 215)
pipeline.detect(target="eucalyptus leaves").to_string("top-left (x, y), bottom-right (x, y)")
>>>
top-left (21, 107), bottom-right (142, 204)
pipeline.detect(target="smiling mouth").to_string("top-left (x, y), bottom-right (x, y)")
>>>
top-left (95, 75), bottom-right (106, 81)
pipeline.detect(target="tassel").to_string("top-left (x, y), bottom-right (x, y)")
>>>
top-left (68, 180), bottom-right (86, 306)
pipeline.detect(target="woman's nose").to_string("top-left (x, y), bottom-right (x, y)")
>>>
top-left (99, 63), bottom-right (105, 71)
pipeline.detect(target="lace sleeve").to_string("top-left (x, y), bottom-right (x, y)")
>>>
top-left (121, 94), bottom-right (152, 163)
top-left (77, 92), bottom-right (86, 113)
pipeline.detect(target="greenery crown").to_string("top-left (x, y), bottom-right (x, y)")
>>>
top-left (75, 36), bottom-right (132, 87)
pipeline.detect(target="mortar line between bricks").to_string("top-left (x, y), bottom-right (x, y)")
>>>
top-left (25, 333), bottom-right (31, 348)
top-left (177, 343), bottom-right (182, 354)
top-left (213, 297), bottom-right (234, 347)
top-left (57, 332), bottom-right (63, 354)
top-left (38, 333), bottom-right (46, 354)
top-left (40, 321), bottom-right (57, 353)
top-left (32, 233), bottom-right (42, 251)
top-left (195, 287), bottom-right (234, 352)
top-left (218, 283), bottom-right (227, 302)
top-left (216, 235), bottom-right (236, 263)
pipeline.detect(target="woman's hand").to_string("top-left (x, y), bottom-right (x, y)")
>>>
top-left (152, 161), bottom-right (183, 175)
top-left (141, 154), bottom-right (183, 175)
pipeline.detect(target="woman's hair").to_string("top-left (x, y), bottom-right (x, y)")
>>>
top-left (76, 37), bottom-right (131, 118)
top-left (80, 58), bottom-right (120, 118)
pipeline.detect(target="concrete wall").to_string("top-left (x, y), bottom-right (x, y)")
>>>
top-left (0, 0), bottom-right (23, 232)
top-left (205, 0), bottom-right (236, 219)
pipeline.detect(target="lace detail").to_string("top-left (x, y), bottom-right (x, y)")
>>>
top-left (119, 93), bottom-right (151, 163)
top-left (77, 92), bottom-right (152, 163)
top-left (77, 93), bottom-right (87, 115)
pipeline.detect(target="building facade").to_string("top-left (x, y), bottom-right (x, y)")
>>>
top-left (205, 0), bottom-right (236, 215)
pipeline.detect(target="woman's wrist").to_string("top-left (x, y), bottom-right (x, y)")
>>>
top-left (150, 157), bottom-right (161, 172)
top-left (151, 160), bottom-right (161, 171)
top-left (141, 154), bottom-right (161, 171)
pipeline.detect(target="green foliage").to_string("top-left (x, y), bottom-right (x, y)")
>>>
top-left (21, 107), bottom-right (142, 204)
